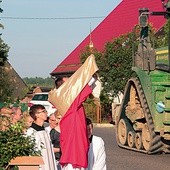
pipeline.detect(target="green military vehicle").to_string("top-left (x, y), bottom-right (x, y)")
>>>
top-left (116, 0), bottom-right (170, 153)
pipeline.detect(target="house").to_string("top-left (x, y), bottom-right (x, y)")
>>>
top-left (50, 0), bottom-right (166, 78)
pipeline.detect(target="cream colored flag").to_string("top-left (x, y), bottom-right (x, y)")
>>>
top-left (48, 54), bottom-right (101, 116)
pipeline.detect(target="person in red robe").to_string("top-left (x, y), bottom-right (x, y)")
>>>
top-left (49, 54), bottom-right (101, 170)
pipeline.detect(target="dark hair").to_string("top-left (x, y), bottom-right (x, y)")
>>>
top-left (55, 78), bottom-right (64, 89)
top-left (86, 117), bottom-right (93, 126)
top-left (29, 104), bottom-right (45, 121)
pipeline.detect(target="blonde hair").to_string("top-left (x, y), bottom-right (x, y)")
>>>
top-left (0, 107), bottom-right (12, 117)
top-left (53, 110), bottom-right (62, 118)
top-left (22, 111), bottom-right (33, 130)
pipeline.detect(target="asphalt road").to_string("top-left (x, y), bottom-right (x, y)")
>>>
top-left (93, 126), bottom-right (170, 170)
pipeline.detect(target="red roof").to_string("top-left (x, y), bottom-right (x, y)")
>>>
top-left (51, 0), bottom-right (166, 76)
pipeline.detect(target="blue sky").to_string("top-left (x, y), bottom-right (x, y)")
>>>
top-left (1, 0), bottom-right (121, 78)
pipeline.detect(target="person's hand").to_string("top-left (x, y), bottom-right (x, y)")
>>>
top-left (93, 73), bottom-right (98, 80)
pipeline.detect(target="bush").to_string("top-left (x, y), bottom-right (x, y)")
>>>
top-left (0, 121), bottom-right (40, 170)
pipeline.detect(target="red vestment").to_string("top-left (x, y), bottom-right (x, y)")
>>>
top-left (59, 85), bottom-right (92, 168)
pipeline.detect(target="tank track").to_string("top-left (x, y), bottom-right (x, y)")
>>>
top-left (116, 77), bottom-right (164, 154)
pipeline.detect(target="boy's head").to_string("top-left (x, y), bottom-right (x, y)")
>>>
top-left (86, 117), bottom-right (93, 138)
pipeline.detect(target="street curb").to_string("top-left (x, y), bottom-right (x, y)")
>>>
top-left (93, 123), bottom-right (114, 127)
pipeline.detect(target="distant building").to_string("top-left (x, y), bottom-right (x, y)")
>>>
top-left (50, 0), bottom-right (166, 78)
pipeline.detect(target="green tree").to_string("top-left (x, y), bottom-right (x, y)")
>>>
top-left (0, 38), bottom-right (9, 67)
top-left (0, 1), bottom-right (12, 103)
top-left (154, 20), bottom-right (170, 48)
top-left (0, 68), bottom-right (13, 103)
top-left (81, 31), bottom-right (136, 101)
top-left (23, 76), bottom-right (54, 88)
top-left (100, 32), bottom-right (135, 98)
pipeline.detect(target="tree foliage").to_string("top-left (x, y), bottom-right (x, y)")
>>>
top-left (0, 121), bottom-right (41, 169)
top-left (0, 67), bottom-right (13, 103)
top-left (0, 2), bottom-right (13, 103)
top-left (23, 77), bottom-right (54, 88)
top-left (100, 32), bottom-right (136, 98)
top-left (154, 20), bottom-right (170, 48)
top-left (0, 38), bottom-right (9, 66)
top-left (81, 31), bottom-right (137, 101)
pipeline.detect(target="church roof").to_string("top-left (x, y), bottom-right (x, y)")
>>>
top-left (51, 0), bottom-right (166, 76)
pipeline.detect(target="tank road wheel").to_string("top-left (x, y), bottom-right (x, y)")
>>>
top-left (117, 119), bottom-right (129, 145)
top-left (135, 132), bottom-right (143, 150)
top-left (127, 131), bottom-right (135, 148)
top-left (142, 124), bottom-right (151, 151)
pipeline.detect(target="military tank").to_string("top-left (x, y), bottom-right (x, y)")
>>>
top-left (116, 0), bottom-right (170, 154)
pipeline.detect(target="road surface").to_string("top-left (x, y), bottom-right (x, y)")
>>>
top-left (93, 126), bottom-right (170, 170)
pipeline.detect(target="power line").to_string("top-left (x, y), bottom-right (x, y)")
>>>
top-left (0, 16), bottom-right (105, 20)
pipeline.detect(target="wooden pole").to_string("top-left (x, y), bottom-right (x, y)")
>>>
top-left (96, 104), bottom-right (101, 123)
